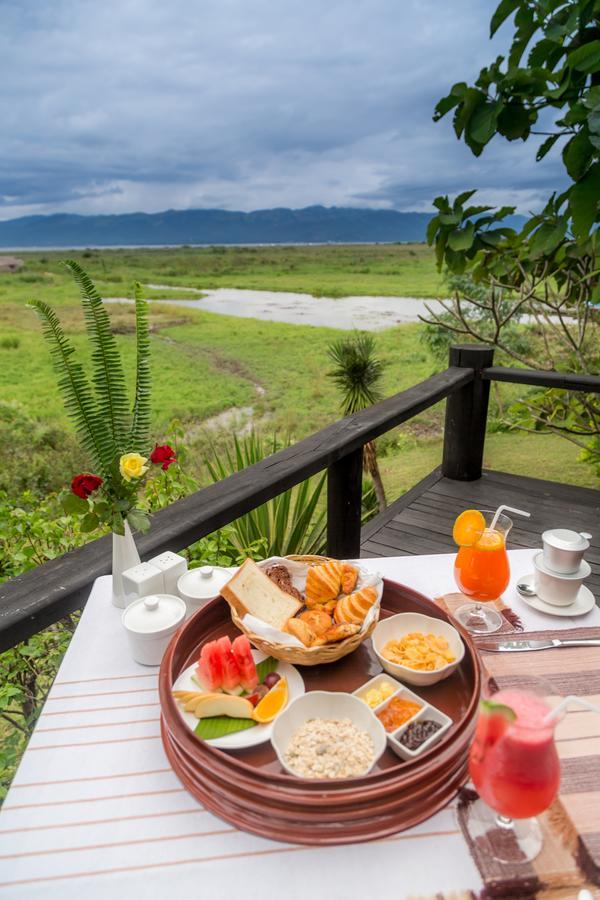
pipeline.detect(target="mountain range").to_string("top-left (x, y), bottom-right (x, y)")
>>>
top-left (0, 205), bottom-right (526, 248)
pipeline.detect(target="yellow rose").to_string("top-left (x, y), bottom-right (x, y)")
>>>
top-left (119, 452), bottom-right (149, 482)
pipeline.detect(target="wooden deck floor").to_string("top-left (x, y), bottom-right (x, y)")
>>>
top-left (360, 467), bottom-right (599, 600)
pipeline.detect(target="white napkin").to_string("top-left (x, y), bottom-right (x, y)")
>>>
top-left (241, 556), bottom-right (383, 647)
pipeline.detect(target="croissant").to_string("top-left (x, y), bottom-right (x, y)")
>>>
top-left (299, 608), bottom-right (332, 636)
top-left (305, 560), bottom-right (344, 607)
top-left (334, 586), bottom-right (378, 625)
top-left (285, 617), bottom-right (317, 647)
top-left (341, 563), bottom-right (359, 595)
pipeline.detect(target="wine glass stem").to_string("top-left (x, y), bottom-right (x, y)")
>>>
top-left (495, 814), bottom-right (514, 830)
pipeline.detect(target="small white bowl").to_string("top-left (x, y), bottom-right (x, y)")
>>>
top-left (533, 552), bottom-right (591, 607)
top-left (372, 612), bottom-right (465, 686)
top-left (271, 691), bottom-right (386, 779)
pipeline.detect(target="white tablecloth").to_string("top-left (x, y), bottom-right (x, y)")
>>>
top-left (1, 549), bottom-right (598, 899)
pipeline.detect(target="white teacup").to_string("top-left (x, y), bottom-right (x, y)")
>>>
top-left (533, 552), bottom-right (591, 607)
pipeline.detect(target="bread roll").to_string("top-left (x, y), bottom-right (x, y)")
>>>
top-left (334, 586), bottom-right (378, 625)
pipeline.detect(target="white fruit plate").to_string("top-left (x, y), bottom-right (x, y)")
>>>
top-left (172, 649), bottom-right (305, 750)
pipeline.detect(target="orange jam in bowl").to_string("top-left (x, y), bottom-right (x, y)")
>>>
top-left (376, 696), bottom-right (422, 733)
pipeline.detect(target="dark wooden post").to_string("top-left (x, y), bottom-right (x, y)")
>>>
top-left (442, 344), bottom-right (494, 481)
top-left (327, 448), bottom-right (363, 558)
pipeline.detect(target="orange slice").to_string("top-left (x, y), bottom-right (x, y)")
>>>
top-left (453, 509), bottom-right (485, 547)
top-left (475, 529), bottom-right (504, 551)
top-left (252, 677), bottom-right (288, 723)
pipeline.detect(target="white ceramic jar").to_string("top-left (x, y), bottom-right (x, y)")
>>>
top-left (533, 552), bottom-right (591, 607)
top-left (122, 594), bottom-right (186, 665)
top-left (542, 529), bottom-right (591, 575)
top-left (177, 565), bottom-right (232, 618)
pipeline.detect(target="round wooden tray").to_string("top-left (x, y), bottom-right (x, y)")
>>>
top-left (159, 578), bottom-right (480, 844)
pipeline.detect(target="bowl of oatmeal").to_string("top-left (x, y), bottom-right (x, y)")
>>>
top-left (271, 691), bottom-right (386, 779)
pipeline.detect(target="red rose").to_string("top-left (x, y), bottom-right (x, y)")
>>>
top-left (150, 444), bottom-right (177, 470)
top-left (71, 473), bottom-right (103, 499)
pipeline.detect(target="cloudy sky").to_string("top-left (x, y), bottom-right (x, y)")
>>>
top-left (0, 0), bottom-right (564, 221)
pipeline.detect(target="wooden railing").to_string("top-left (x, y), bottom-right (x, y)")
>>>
top-left (1, 344), bottom-right (598, 651)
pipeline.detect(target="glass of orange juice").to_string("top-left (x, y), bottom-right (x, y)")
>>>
top-left (453, 509), bottom-right (512, 634)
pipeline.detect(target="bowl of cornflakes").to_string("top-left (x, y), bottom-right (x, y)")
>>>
top-left (371, 613), bottom-right (465, 686)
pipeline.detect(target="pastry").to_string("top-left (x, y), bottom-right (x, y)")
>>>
top-left (334, 586), bottom-right (378, 625)
top-left (305, 559), bottom-right (344, 607)
top-left (341, 563), bottom-right (359, 594)
top-left (299, 608), bottom-right (332, 636)
top-left (285, 617), bottom-right (317, 647)
top-left (323, 622), bottom-right (361, 643)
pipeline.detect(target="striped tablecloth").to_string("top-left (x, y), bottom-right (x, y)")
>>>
top-left (1, 549), bottom-right (598, 899)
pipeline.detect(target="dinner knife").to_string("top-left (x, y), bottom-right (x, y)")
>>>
top-left (478, 637), bottom-right (600, 652)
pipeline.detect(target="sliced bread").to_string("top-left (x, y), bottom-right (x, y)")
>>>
top-left (221, 558), bottom-right (302, 630)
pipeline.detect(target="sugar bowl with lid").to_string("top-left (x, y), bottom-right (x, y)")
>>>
top-left (122, 594), bottom-right (186, 665)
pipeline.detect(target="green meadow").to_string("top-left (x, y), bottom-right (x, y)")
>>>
top-left (0, 245), bottom-right (595, 499)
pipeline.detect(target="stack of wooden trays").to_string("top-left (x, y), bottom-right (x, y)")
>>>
top-left (159, 579), bottom-right (480, 845)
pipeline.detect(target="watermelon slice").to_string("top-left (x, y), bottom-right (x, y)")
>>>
top-left (196, 641), bottom-right (223, 692)
top-left (231, 635), bottom-right (259, 692)
top-left (217, 636), bottom-right (243, 695)
top-left (477, 699), bottom-right (516, 747)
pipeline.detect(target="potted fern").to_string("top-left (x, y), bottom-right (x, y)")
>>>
top-left (30, 261), bottom-right (177, 607)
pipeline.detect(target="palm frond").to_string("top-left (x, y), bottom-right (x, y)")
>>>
top-left (130, 281), bottom-right (152, 451)
top-left (326, 332), bottom-right (386, 415)
top-left (28, 300), bottom-right (112, 474)
top-left (205, 432), bottom-right (326, 557)
top-left (63, 260), bottom-right (130, 456)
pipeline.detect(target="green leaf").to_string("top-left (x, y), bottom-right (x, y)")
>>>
top-left (439, 213), bottom-right (461, 226)
top-left (454, 189), bottom-right (477, 208)
top-left (529, 219), bottom-right (567, 258)
top-left (448, 222), bottom-right (475, 251)
top-left (61, 493), bottom-right (89, 515)
top-left (569, 40), bottom-right (600, 74)
top-left (255, 656), bottom-right (279, 683)
top-left (433, 92), bottom-right (462, 121)
top-left (536, 133), bottom-right (560, 161)
top-left (28, 300), bottom-right (110, 474)
top-left (563, 130), bottom-right (593, 181)
top-left (468, 101), bottom-right (501, 145)
top-left (497, 102), bottom-right (532, 141)
top-left (63, 261), bottom-right (130, 459)
top-left (130, 281), bottom-right (152, 451)
top-left (426, 215), bottom-right (440, 245)
top-left (80, 512), bottom-right (99, 533)
top-left (194, 715), bottom-right (257, 740)
top-left (490, 0), bottom-right (519, 37)
top-left (127, 508), bottom-right (151, 534)
top-left (569, 163), bottom-right (600, 239)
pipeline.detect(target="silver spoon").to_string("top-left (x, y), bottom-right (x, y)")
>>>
top-left (517, 581), bottom-right (537, 597)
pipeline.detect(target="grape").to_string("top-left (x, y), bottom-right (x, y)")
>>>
top-left (247, 684), bottom-right (269, 706)
top-left (263, 672), bottom-right (281, 689)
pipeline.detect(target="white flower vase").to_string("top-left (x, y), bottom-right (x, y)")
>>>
top-left (112, 519), bottom-right (141, 608)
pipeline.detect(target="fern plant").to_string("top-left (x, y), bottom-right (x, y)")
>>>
top-left (30, 263), bottom-right (176, 535)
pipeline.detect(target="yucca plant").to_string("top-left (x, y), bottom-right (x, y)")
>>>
top-left (30, 262), bottom-right (176, 535)
top-left (205, 433), bottom-right (326, 557)
top-left (327, 332), bottom-right (387, 512)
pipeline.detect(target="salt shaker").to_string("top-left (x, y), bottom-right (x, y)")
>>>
top-left (121, 562), bottom-right (165, 606)
top-left (148, 551), bottom-right (188, 594)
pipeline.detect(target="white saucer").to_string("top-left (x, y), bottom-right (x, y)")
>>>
top-left (518, 573), bottom-right (596, 617)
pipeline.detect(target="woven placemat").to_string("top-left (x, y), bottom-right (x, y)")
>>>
top-left (436, 593), bottom-right (600, 897)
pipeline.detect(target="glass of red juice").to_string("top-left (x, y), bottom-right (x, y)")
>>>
top-left (464, 678), bottom-right (561, 864)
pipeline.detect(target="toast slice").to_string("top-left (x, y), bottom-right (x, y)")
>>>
top-left (221, 558), bottom-right (302, 630)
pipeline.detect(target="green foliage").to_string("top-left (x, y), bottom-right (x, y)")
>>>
top-left (326, 333), bottom-right (386, 415)
top-left (205, 433), bottom-right (327, 557)
top-left (130, 281), bottom-right (152, 450)
top-left (428, 0), bottom-right (600, 472)
top-left (433, 0), bottom-right (599, 244)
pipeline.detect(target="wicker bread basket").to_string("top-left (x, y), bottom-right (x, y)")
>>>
top-left (227, 555), bottom-right (380, 666)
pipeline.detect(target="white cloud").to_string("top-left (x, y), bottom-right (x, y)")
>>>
top-left (0, 0), bottom-right (565, 220)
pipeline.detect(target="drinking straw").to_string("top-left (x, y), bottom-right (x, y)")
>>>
top-left (490, 504), bottom-right (531, 531)
top-left (544, 694), bottom-right (600, 723)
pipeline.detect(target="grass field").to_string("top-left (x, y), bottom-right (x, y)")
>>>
top-left (0, 245), bottom-right (595, 502)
